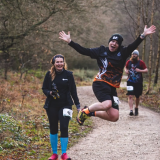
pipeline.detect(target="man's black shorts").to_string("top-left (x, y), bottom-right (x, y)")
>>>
top-left (92, 81), bottom-right (119, 110)
top-left (126, 81), bottom-right (143, 98)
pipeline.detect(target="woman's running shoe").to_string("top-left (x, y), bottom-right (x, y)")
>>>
top-left (61, 153), bottom-right (71, 160)
top-left (48, 153), bottom-right (58, 160)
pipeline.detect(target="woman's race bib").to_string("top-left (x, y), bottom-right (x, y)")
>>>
top-left (63, 108), bottom-right (73, 120)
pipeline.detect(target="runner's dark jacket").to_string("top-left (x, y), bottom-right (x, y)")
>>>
top-left (42, 69), bottom-right (80, 109)
top-left (68, 35), bottom-right (143, 88)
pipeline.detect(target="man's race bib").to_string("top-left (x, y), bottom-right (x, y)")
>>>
top-left (127, 86), bottom-right (134, 91)
top-left (113, 96), bottom-right (120, 105)
top-left (63, 108), bottom-right (73, 120)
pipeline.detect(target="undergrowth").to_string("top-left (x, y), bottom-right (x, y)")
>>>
top-left (0, 70), bottom-right (93, 160)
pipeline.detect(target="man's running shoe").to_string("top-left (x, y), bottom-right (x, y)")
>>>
top-left (76, 108), bottom-right (90, 125)
top-left (48, 153), bottom-right (58, 160)
top-left (61, 153), bottom-right (71, 160)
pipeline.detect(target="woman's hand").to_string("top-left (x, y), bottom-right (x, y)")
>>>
top-left (59, 31), bottom-right (71, 43)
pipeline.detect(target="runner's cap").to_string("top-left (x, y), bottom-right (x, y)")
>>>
top-left (108, 33), bottom-right (123, 46)
top-left (132, 50), bottom-right (139, 56)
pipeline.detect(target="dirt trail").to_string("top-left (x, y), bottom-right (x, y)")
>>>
top-left (67, 86), bottom-right (160, 160)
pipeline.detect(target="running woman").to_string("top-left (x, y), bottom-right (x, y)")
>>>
top-left (59, 25), bottom-right (156, 125)
top-left (125, 50), bottom-right (148, 116)
top-left (42, 54), bottom-right (80, 160)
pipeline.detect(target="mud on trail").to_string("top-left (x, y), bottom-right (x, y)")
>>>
top-left (67, 86), bottom-right (160, 160)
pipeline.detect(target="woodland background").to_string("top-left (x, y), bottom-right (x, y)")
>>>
top-left (0, 0), bottom-right (160, 91)
top-left (0, 0), bottom-right (160, 159)
top-left (0, 1), bottom-right (159, 74)
top-left (0, 0), bottom-right (159, 81)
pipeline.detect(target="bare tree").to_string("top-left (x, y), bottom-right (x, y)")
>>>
top-left (0, 0), bottom-right (83, 79)
top-left (146, 0), bottom-right (155, 94)
top-left (154, 31), bottom-right (160, 84)
top-left (136, 0), bottom-right (141, 38)
top-left (141, 0), bottom-right (149, 61)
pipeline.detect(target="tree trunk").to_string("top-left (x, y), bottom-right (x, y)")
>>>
top-left (4, 51), bottom-right (10, 80)
top-left (141, 0), bottom-right (148, 62)
top-left (154, 31), bottom-right (160, 84)
top-left (136, 0), bottom-right (141, 39)
top-left (142, 39), bottom-right (146, 62)
top-left (152, 50), bottom-right (155, 73)
top-left (4, 59), bottom-right (8, 80)
top-left (146, 0), bottom-right (154, 94)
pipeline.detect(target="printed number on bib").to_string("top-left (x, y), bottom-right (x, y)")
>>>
top-left (113, 96), bottom-right (120, 105)
top-left (127, 86), bottom-right (134, 91)
top-left (63, 108), bottom-right (73, 120)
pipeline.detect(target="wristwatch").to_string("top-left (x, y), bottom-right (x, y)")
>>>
top-left (140, 34), bottom-right (145, 39)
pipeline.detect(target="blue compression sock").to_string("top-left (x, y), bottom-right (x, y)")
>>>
top-left (60, 137), bottom-right (68, 154)
top-left (50, 133), bottom-right (58, 154)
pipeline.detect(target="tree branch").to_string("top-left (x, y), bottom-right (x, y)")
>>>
top-left (0, 8), bottom-right (58, 40)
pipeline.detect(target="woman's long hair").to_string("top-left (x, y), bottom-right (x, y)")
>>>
top-left (50, 54), bottom-right (68, 81)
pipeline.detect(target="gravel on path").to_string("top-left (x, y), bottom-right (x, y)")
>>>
top-left (67, 86), bottom-right (160, 160)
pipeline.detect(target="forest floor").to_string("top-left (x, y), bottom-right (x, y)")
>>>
top-left (66, 86), bottom-right (160, 160)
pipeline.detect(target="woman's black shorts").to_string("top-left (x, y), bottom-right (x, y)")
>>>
top-left (92, 81), bottom-right (119, 110)
top-left (126, 81), bottom-right (143, 98)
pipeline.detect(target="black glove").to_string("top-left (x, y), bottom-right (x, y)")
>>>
top-left (51, 89), bottom-right (57, 96)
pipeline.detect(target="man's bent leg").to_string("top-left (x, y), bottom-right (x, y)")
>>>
top-left (76, 100), bottom-right (112, 125)
top-left (89, 100), bottom-right (112, 112)
top-left (95, 107), bottom-right (119, 122)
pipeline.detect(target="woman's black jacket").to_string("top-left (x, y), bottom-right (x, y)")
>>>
top-left (42, 70), bottom-right (80, 109)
